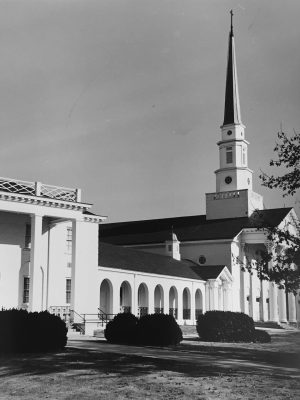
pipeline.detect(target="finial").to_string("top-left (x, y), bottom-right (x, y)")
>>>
top-left (230, 9), bottom-right (234, 35)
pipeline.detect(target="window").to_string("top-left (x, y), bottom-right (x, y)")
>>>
top-left (23, 277), bottom-right (30, 303)
top-left (24, 224), bottom-right (31, 248)
top-left (66, 227), bottom-right (72, 255)
top-left (66, 279), bottom-right (71, 304)
top-left (226, 147), bottom-right (233, 164)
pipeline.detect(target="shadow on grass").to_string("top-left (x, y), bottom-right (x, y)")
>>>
top-left (1, 333), bottom-right (299, 381)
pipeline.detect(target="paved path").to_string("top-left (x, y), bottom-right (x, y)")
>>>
top-left (67, 336), bottom-right (300, 378)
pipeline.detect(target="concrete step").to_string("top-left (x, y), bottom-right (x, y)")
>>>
top-left (254, 321), bottom-right (283, 329)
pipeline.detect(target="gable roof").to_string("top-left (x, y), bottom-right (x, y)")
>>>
top-left (99, 242), bottom-right (226, 282)
top-left (100, 208), bottom-right (292, 246)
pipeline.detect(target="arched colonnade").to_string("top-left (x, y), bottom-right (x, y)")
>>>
top-left (99, 278), bottom-right (205, 324)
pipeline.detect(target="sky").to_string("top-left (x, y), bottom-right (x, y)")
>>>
top-left (0, 0), bottom-right (300, 222)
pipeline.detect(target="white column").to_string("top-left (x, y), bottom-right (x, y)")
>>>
top-left (240, 243), bottom-right (246, 313)
top-left (163, 286), bottom-right (169, 315)
top-left (112, 281), bottom-right (120, 315)
top-left (278, 288), bottom-right (287, 323)
top-left (269, 283), bottom-right (279, 322)
top-left (177, 288), bottom-right (183, 322)
top-left (191, 283), bottom-right (196, 324)
top-left (223, 282), bottom-right (230, 311)
top-left (208, 280), bottom-right (219, 310)
top-left (260, 280), bottom-right (266, 321)
top-left (148, 285), bottom-right (154, 314)
top-left (249, 272), bottom-right (255, 319)
top-left (29, 214), bottom-right (44, 312)
top-left (71, 219), bottom-right (99, 323)
top-left (218, 283), bottom-right (223, 310)
top-left (288, 293), bottom-right (297, 324)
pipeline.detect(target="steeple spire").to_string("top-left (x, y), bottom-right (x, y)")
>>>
top-left (223, 10), bottom-right (242, 126)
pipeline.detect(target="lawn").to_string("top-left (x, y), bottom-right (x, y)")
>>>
top-left (0, 328), bottom-right (299, 400)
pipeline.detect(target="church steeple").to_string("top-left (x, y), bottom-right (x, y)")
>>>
top-left (223, 10), bottom-right (242, 126)
top-left (205, 11), bottom-right (264, 220)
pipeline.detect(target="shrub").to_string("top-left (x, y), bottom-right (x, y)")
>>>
top-left (137, 314), bottom-right (183, 346)
top-left (105, 313), bottom-right (138, 344)
top-left (254, 329), bottom-right (271, 343)
top-left (0, 309), bottom-right (67, 353)
top-left (197, 311), bottom-right (256, 342)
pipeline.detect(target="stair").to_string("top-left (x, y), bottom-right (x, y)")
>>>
top-left (255, 321), bottom-right (283, 329)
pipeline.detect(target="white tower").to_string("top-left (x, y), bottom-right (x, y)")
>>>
top-left (206, 12), bottom-right (264, 220)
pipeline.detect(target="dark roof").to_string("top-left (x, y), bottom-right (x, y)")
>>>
top-left (191, 265), bottom-right (226, 280)
top-left (100, 208), bottom-right (292, 246)
top-left (99, 242), bottom-right (225, 281)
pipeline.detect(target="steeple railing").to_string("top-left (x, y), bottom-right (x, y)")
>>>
top-left (0, 176), bottom-right (81, 202)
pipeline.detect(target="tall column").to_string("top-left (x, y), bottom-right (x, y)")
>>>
top-left (249, 271), bottom-right (255, 319)
top-left (288, 293), bottom-right (297, 324)
top-left (259, 279), bottom-right (266, 321)
top-left (163, 286), bottom-right (169, 315)
top-left (71, 219), bottom-right (99, 322)
top-left (269, 282), bottom-right (279, 322)
top-left (208, 280), bottom-right (219, 310)
top-left (191, 284), bottom-right (196, 324)
top-left (278, 288), bottom-right (287, 323)
top-left (223, 282), bottom-right (230, 311)
top-left (240, 243), bottom-right (246, 313)
top-left (29, 214), bottom-right (44, 312)
top-left (148, 285), bottom-right (154, 314)
top-left (177, 288), bottom-right (183, 322)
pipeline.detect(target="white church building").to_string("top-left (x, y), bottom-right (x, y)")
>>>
top-left (0, 19), bottom-right (299, 334)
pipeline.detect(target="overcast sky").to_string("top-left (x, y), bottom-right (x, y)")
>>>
top-left (0, 0), bottom-right (299, 222)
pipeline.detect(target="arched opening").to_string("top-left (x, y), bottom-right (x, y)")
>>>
top-left (99, 279), bottom-right (113, 315)
top-left (183, 288), bottom-right (191, 320)
top-left (195, 289), bottom-right (203, 320)
top-left (169, 286), bottom-right (178, 319)
top-left (138, 283), bottom-right (149, 317)
top-left (154, 284), bottom-right (164, 314)
top-left (120, 281), bottom-right (132, 313)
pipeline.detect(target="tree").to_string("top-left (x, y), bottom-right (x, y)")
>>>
top-left (238, 130), bottom-right (300, 304)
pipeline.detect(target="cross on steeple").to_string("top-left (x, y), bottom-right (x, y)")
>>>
top-left (230, 10), bottom-right (234, 35)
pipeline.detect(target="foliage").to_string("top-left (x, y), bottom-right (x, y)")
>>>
top-left (254, 329), bottom-right (271, 343)
top-left (137, 314), bottom-right (183, 346)
top-left (234, 130), bottom-right (300, 294)
top-left (104, 313), bottom-right (183, 346)
top-left (104, 312), bottom-right (138, 344)
top-left (0, 309), bottom-right (67, 353)
top-left (196, 311), bottom-right (256, 342)
top-left (260, 130), bottom-right (300, 197)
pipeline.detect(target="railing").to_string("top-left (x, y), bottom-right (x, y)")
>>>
top-left (183, 308), bottom-right (191, 320)
top-left (120, 306), bottom-right (131, 313)
top-left (49, 306), bottom-right (71, 323)
top-left (138, 307), bottom-right (148, 317)
top-left (154, 307), bottom-right (164, 314)
top-left (98, 308), bottom-right (116, 327)
top-left (169, 308), bottom-right (178, 319)
top-left (0, 176), bottom-right (81, 202)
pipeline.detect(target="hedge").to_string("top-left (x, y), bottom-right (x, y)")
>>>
top-left (0, 309), bottom-right (68, 353)
top-left (105, 313), bottom-right (183, 346)
top-left (197, 311), bottom-right (270, 343)
top-left (104, 312), bottom-right (138, 344)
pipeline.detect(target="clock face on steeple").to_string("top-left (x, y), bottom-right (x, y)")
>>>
top-left (225, 176), bottom-right (232, 184)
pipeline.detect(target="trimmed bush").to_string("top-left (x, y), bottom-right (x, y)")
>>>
top-left (137, 314), bottom-right (183, 346)
top-left (0, 309), bottom-right (67, 353)
top-left (104, 313), bottom-right (183, 346)
top-left (197, 311), bottom-right (256, 342)
top-left (254, 329), bottom-right (271, 343)
top-left (104, 313), bottom-right (138, 344)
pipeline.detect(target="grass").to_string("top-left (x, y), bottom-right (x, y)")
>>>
top-left (0, 328), bottom-right (299, 399)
